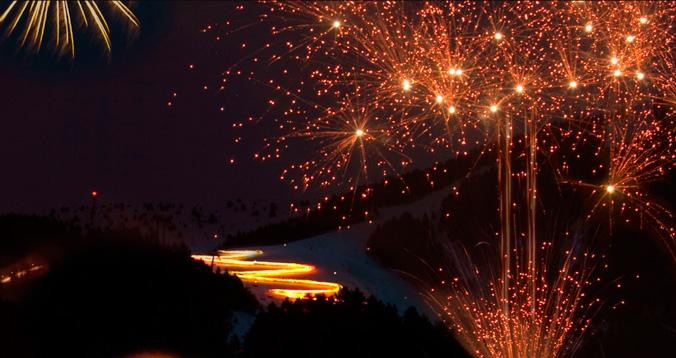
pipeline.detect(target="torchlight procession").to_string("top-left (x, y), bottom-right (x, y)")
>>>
top-left (192, 250), bottom-right (341, 299)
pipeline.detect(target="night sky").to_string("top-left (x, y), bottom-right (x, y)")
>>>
top-left (0, 1), bottom-right (289, 213)
top-left (1, 3), bottom-right (674, 356)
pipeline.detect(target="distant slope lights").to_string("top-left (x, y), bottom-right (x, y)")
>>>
top-left (192, 250), bottom-right (341, 299)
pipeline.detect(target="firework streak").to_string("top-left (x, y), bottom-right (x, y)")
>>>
top-left (0, 1), bottom-right (138, 58)
top-left (196, 2), bottom-right (674, 356)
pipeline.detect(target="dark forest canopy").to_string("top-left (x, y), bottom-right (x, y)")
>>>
top-left (0, 215), bottom-right (469, 357)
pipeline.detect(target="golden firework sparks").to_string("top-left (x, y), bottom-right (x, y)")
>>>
top-left (203, 1), bottom-right (675, 356)
top-left (0, 1), bottom-right (139, 58)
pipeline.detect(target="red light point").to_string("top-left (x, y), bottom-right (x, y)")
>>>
top-left (91, 191), bottom-right (98, 198)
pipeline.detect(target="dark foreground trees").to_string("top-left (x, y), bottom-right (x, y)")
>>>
top-left (2, 233), bottom-right (258, 358)
top-left (244, 288), bottom-right (470, 358)
top-left (1, 216), bottom-right (470, 357)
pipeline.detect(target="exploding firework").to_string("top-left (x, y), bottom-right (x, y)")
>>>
top-left (196, 1), bottom-right (674, 356)
top-left (278, 95), bottom-right (413, 191)
top-left (0, 1), bottom-right (139, 58)
top-left (211, 1), bottom-right (673, 197)
top-left (561, 112), bottom-right (676, 254)
top-left (426, 238), bottom-right (603, 358)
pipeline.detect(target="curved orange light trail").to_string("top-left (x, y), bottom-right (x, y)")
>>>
top-left (192, 250), bottom-right (341, 299)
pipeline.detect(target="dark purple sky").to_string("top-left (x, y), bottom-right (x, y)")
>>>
top-left (0, 2), bottom-right (292, 212)
top-left (0, 2), bottom-right (293, 213)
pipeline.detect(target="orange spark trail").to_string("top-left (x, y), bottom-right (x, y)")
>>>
top-left (192, 250), bottom-right (341, 299)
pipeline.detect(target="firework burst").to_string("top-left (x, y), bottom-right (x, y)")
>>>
top-left (0, 1), bottom-right (139, 58)
top-left (277, 94), bottom-right (412, 192)
top-left (199, 1), bottom-right (675, 356)
top-left (427, 238), bottom-right (603, 358)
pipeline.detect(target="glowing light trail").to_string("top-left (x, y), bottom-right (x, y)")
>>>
top-left (0, 264), bottom-right (45, 285)
top-left (192, 250), bottom-right (341, 299)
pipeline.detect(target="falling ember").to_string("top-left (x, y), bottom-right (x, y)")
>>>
top-left (606, 184), bottom-right (616, 194)
top-left (448, 105), bottom-right (456, 114)
top-left (490, 104), bottom-right (498, 113)
top-left (515, 84), bottom-right (524, 93)
top-left (494, 32), bottom-right (503, 40)
top-left (436, 95), bottom-right (444, 103)
top-left (585, 23), bottom-right (593, 32)
top-left (355, 129), bottom-right (365, 137)
top-left (568, 80), bottom-right (578, 89)
top-left (332, 20), bottom-right (341, 29)
top-left (429, 240), bottom-right (601, 358)
top-left (402, 79), bottom-right (412, 91)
